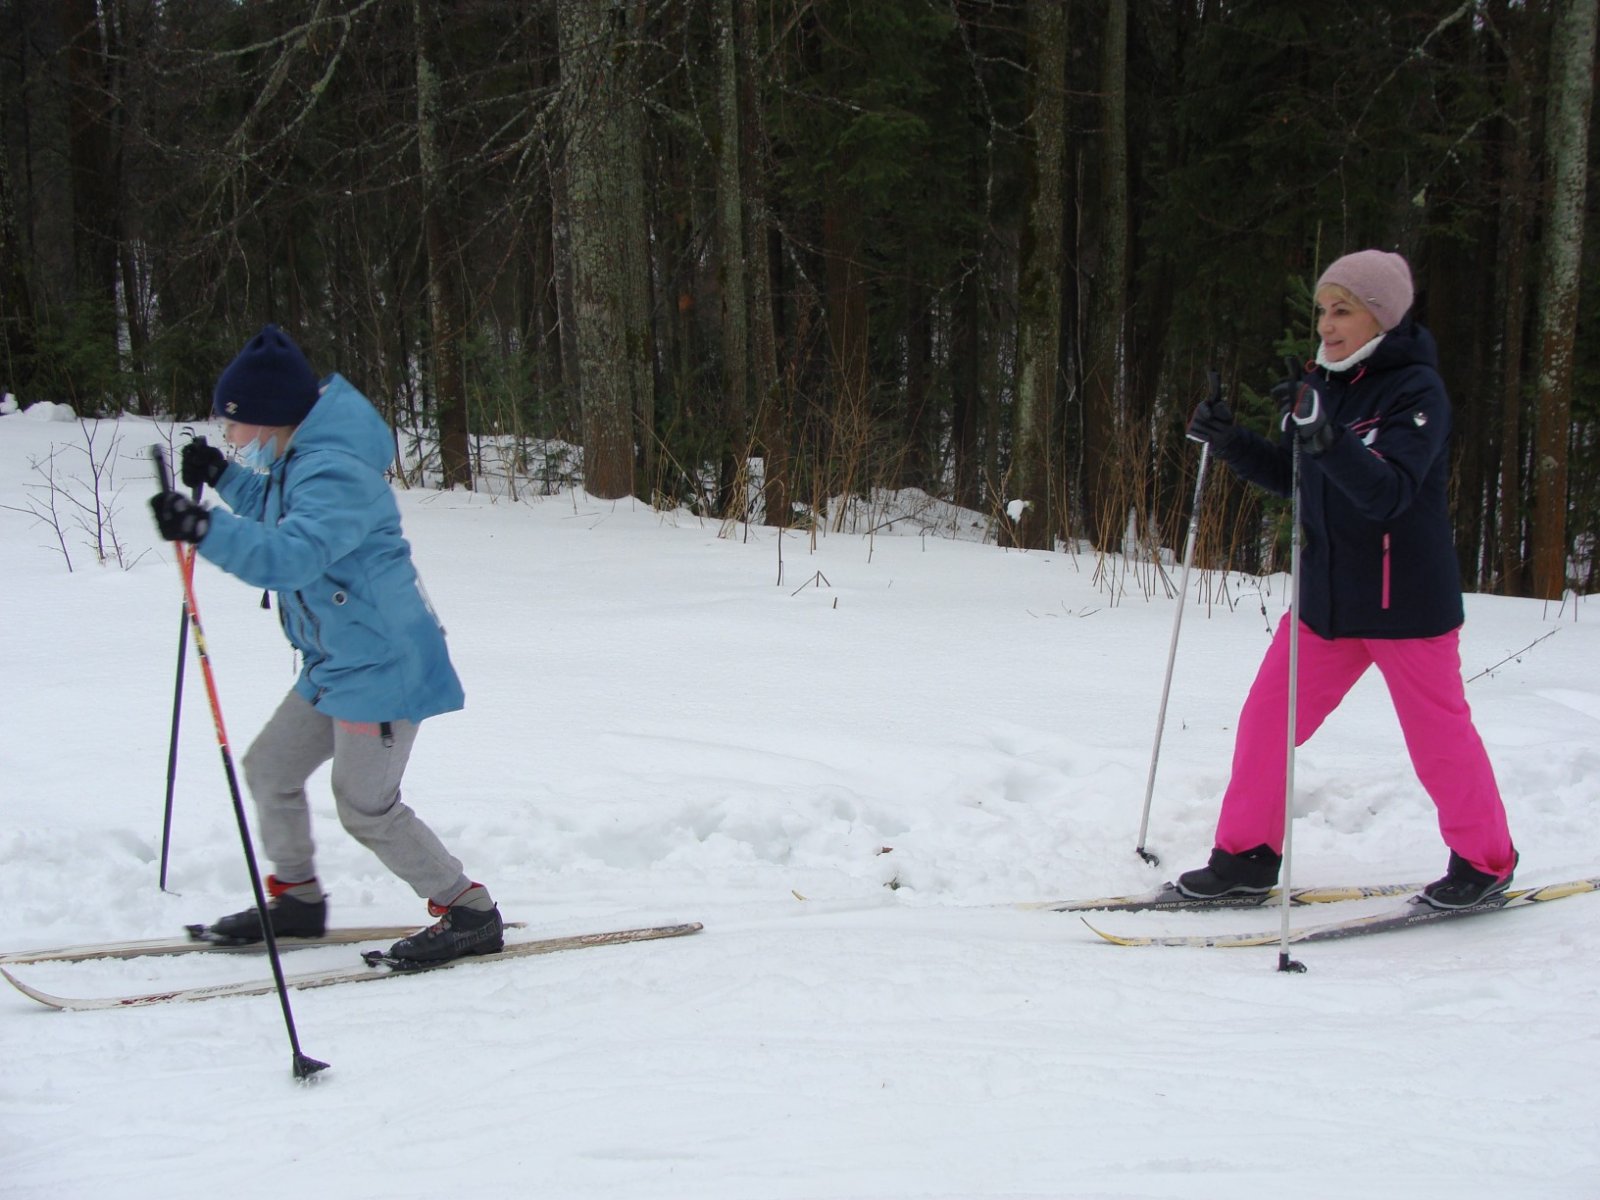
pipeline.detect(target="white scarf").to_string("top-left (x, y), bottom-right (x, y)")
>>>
top-left (1315, 332), bottom-right (1385, 373)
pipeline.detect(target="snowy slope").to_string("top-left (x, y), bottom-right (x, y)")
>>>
top-left (1, 407), bottom-right (1596, 1200)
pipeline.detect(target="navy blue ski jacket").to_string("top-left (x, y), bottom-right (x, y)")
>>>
top-left (1215, 319), bottom-right (1465, 640)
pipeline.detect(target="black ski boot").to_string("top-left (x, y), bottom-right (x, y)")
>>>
top-left (1419, 850), bottom-right (1516, 910)
top-left (385, 884), bottom-right (503, 966)
top-left (200, 876), bottom-right (326, 943)
top-left (1175, 845), bottom-right (1282, 900)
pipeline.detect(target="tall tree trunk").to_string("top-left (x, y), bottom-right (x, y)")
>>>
top-left (521, 4), bottom-right (562, 439)
top-left (551, 145), bottom-right (582, 442)
top-left (950, 268), bottom-right (981, 511)
top-left (0, 111), bottom-right (36, 395)
top-left (530, 177), bottom-right (562, 433)
top-left (822, 200), bottom-right (869, 530)
top-left (414, 0), bottom-right (472, 489)
top-left (107, 0), bottom-right (151, 414)
top-left (1494, 5), bottom-right (1535, 596)
top-left (1528, 0), bottom-right (1597, 599)
top-left (1007, 0), bottom-right (1066, 551)
top-left (737, 0), bottom-right (783, 527)
top-left (61, 0), bottom-right (121, 408)
top-left (558, 0), bottom-right (651, 500)
top-left (616, 9), bottom-right (654, 495)
top-left (900, 274), bottom-right (931, 490)
top-left (1081, 0), bottom-right (1129, 552)
top-left (714, 0), bottom-right (749, 518)
top-left (1427, 236), bottom-right (1486, 588)
top-left (750, 226), bottom-right (785, 525)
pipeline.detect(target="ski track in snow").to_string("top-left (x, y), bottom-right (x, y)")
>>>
top-left (0, 411), bottom-right (1596, 1200)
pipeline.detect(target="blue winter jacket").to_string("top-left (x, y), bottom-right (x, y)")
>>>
top-left (196, 374), bottom-right (465, 722)
top-left (1215, 319), bottom-right (1465, 640)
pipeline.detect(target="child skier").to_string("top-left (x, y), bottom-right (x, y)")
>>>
top-left (149, 324), bottom-right (502, 964)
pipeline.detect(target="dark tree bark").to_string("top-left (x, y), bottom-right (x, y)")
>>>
top-left (61, 0), bottom-right (123, 408)
top-left (713, 0), bottom-right (749, 518)
top-left (738, 0), bottom-right (783, 527)
top-left (1492, 2), bottom-right (1536, 596)
top-left (1529, 0), bottom-right (1597, 598)
top-left (1080, 0), bottom-right (1130, 552)
top-left (949, 268), bottom-right (982, 512)
top-left (414, 0), bottom-right (471, 488)
top-left (822, 199), bottom-right (869, 530)
top-left (1006, 0), bottom-right (1065, 551)
top-left (558, 0), bottom-right (653, 500)
top-left (0, 111), bottom-right (36, 393)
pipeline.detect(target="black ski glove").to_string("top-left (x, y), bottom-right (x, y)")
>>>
top-left (1186, 390), bottom-right (1239, 452)
top-left (1281, 381), bottom-right (1339, 456)
top-left (150, 490), bottom-right (211, 543)
top-left (1270, 356), bottom-right (1307, 423)
top-left (180, 437), bottom-right (227, 490)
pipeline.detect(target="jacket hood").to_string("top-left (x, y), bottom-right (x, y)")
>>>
top-left (1354, 317), bottom-right (1439, 375)
top-left (286, 374), bottom-right (394, 473)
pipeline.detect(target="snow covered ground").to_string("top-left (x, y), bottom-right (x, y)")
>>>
top-left (2, 403), bottom-right (1596, 1199)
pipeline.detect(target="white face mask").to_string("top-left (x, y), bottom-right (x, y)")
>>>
top-left (236, 432), bottom-right (281, 471)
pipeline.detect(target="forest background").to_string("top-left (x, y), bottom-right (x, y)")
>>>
top-left (2, 0), bottom-right (1597, 599)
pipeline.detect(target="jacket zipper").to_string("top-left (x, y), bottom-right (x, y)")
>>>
top-left (293, 590), bottom-right (330, 662)
top-left (1381, 533), bottom-right (1392, 610)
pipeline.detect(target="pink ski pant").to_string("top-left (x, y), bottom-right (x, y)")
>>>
top-left (1214, 615), bottom-right (1515, 878)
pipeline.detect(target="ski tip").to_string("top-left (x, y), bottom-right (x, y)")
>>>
top-left (1, 965), bottom-right (75, 1009)
top-left (1526, 878), bottom-right (1600, 902)
top-left (1079, 918), bottom-right (1152, 947)
top-left (1076, 918), bottom-right (1286, 949)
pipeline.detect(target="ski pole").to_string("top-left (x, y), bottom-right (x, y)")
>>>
top-left (158, 435), bottom-right (204, 893)
top-left (1277, 403), bottom-right (1308, 975)
top-left (151, 446), bottom-right (330, 1080)
top-left (1134, 370), bottom-right (1218, 866)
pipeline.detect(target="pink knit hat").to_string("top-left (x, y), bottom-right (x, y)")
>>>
top-left (1316, 250), bottom-right (1414, 331)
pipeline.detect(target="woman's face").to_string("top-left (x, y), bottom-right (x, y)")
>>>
top-left (1315, 288), bottom-right (1384, 362)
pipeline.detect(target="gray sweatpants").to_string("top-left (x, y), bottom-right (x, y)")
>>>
top-left (241, 689), bottom-right (471, 906)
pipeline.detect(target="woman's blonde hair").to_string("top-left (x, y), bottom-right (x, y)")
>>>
top-left (1315, 282), bottom-right (1365, 311)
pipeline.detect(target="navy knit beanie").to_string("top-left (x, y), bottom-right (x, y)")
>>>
top-left (212, 325), bottom-right (320, 425)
